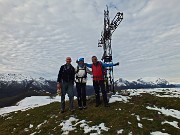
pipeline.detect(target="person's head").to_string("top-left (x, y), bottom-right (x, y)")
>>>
top-left (78, 58), bottom-right (84, 65)
top-left (92, 56), bottom-right (98, 64)
top-left (66, 57), bottom-right (72, 64)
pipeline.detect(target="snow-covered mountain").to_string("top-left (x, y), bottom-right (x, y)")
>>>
top-left (0, 74), bottom-right (176, 103)
top-left (0, 74), bottom-right (94, 108)
top-left (1, 74), bottom-right (176, 97)
top-left (114, 78), bottom-right (175, 89)
top-left (0, 73), bottom-right (51, 87)
top-left (0, 73), bottom-right (57, 99)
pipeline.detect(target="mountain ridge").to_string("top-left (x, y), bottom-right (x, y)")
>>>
top-left (114, 78), bottom-right (176, 90)
top-left (0, 73), bottom-right (177, 99)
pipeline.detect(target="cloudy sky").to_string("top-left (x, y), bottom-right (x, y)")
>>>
top-left (0, 0), bottom-right (180, 83)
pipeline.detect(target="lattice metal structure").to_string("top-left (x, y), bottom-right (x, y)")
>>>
top-left (98, 6), bottom-right (123, 93)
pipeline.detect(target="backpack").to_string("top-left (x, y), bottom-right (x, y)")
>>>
top-left (76, 65), bottom-right (87, 79)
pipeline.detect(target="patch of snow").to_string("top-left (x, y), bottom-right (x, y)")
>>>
top-left (161, 121), bottom-right (180, 129)
top-left (129, 90), bottom-right (141, 96)
top-left (0, 95), bottom-right (74, 116)
top-left (90, 133), bottom-right (98, 135)
top-left (60, 117), bottom-right (78, 135)
top-left (136, 115), bottom-right (140, 121)
top-left (24, 128), bottom-right (29, 132)
top-left (99, 123), bottom-right (109, 131)
top-left (60, 116), bottom-right (109, 135)
top-left (117, 129), bottom-right (124, 134)
top-left (127, 88), bottom-right (180, 98)
top-left (115, 108), bottom-right (122, 111)
top-left (147, 118), bottom-right (153, 121)
top-left (37, 120), bottom-right (47, 129)
top-left (146, 106), bottom-right (180, 119)
top-left (29, 124), bottom-right (33, 128)
top-left (142, 117), bottom-right (153, 121)
top-left (138, 123), bottom-right (143, 128)
top-left (81, 122), bottom-right (109, 134)
top-left (109, 94), bottom-right (131, 103)
top-left (6, 116), bottom-right (13, 120)
top-left (74, 120), bottom-right (87, 126)
top-left (30, 132), bottom-right (37, 135)
top-left (156, 94), bottom-right (180, 98)
top-left (150, 131), bottom-right (170, 135)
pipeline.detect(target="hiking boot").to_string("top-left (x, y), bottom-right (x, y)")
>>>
top-left (104, 103), bottom-right (110, 107)
top-left (69, 108), bottom-right (75, 112)
top-left (61, 110), bottom-right (65, 113)
top-left (79, 107), bottom-right (83, 110)
top-left (83, 106), bottom-right (87, 109)
top-left (95, 103), bottom-right (100, 107)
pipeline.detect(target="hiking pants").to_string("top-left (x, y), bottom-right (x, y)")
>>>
top-left (93, 80), bottom-right (108, 105)
top-left (61, 81), bottom-right (74, 110)
top-left (76, 82), bottom-right (86, 107)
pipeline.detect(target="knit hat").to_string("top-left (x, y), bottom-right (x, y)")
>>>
top-left (78, 58), bottom-right (84, 62)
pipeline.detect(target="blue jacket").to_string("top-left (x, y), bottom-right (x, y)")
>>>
top-left (86, 62), bottom-right (116, 68)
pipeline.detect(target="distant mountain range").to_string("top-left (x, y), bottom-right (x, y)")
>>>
top-left (114, 78), bottom-right (176, 90)
top-left (0, 73), bottom-right (93, 107)
top-left (0, 73), bottom-right (57, 99)
top-left (0, 74), bottom-right (57, 107)
top-left (0, 73), bottom-right (178, 107)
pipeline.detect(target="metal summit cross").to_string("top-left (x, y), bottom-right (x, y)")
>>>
top-left (98, 6), bottom-right (123, 93)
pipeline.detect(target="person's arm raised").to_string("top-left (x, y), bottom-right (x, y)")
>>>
top-left (85, 63), bottom-right (92, 68)
top-left (102, 62), bottom-right (119, 67)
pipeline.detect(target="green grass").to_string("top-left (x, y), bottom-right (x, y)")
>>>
top-left (0, 93), bottom-right (180, 135)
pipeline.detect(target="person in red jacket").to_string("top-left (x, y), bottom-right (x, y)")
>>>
top-left (86, 56), bottom-right (119, 107)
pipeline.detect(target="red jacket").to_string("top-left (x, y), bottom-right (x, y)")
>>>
top-left (92, 62), bottom-right (104, 81)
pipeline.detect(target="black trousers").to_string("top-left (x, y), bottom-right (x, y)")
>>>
top-left (76, 82), bottom-right (86, 107)
top-left (93, 80), bottom-right (108, 105)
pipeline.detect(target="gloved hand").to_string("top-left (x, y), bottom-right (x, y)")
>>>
top-left (114, 62), bottom-right (119, 66)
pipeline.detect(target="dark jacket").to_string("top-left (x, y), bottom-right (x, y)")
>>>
top-left (57, 64), bottom-right (75, 83)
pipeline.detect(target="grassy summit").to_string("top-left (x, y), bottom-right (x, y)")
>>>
top-left (0, 89), bottom-right (180, 134)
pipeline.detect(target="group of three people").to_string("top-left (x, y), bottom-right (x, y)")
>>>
top-left (57, 56), bottom-right (119, 113)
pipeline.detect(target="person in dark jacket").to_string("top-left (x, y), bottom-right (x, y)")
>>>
top-left (57, 57), bottom-right (75, 113)
top-left (86, 56), bottom-right (119, 107)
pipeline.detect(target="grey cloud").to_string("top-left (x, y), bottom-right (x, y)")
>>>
top-left (0, 0), bottom-right (180, 83)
